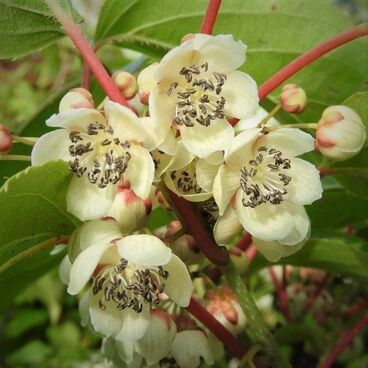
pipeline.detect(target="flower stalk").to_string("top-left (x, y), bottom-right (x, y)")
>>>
top-left (200, 0), bottom-right (222, 34)
top-left (45, 0), bottom-right (127, 106)
top-left (223, 260), bottom-right (292, 368)
top-left (186, 296), bottom-right (246, 358)
top-left (0, 155), bottom-right (31, 161)
top-left (12, 135), bottom-right (37, 146)
top-left (258, 23), bottom-right (368, 100)
top-left (264, 123), bottom-right (318, 132)
top-left (0, 236), bottom-right (68, 275)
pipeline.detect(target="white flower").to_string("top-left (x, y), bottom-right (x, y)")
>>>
top-left (171, 330), bottom-right (214, 368)
top-left (66, 218), bottom-right (193, 341)
top-left (103, 309), bottom-right (177, 367)
top-left (316, 105), bottom-right (366, 161)
top-left (213, 128), bottom-right (322, 248)
top-left (32, 98), bottom-right (156, 221)
top-left (139, 34), bottom-right (259, 157)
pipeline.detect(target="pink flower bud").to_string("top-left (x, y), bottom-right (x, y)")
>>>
top-left (112, 71), bottom-right (137, 100)
top-left (280, 83), bottom-right (307, 113)
top-left (0, 124), bottom-right (12, 154)
top-left (205, 285), bottom-right (246, 335)
top-left (316, 105), bottom-right (366, 161)
top-left (59, 88), bottom-right (94, 112)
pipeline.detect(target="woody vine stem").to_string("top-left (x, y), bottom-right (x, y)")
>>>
top-left (45, 0), bottom-right (368, 365)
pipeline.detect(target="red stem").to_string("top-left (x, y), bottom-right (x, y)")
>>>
top-left (319, 314), bottom-right (368, 368)
top-left (81, 63), bottom-right (91, 90)
top-left (304, 273), bottom-right (330, 313)
top-left (46, 0), bottom-right (127, 106)
top-left (235, 232), bottom-right (252, 251)
top-left (200, 0), bottom-right (222, 34)
top-left (268, 268), bottom-right (291, 322)
top-left (343, 299), bottom-right (368, 318)
top-left (258, 23), bottom-right (368, 100)
top-left (167, 190), bottom-right (229, 265)
top-left (187, 297), bottom-right (246, 358)
top-left (245, 243), bottom-right (257, 262)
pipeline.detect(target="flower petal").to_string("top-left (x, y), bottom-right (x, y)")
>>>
top-left (213, 165), bottom-right (240, 215)
top-left (222, 71), bottom-right (259, 119)
top-left (163, 254), bottom-right (193, 307)
top-left (67, 242), bottom-right (113, 295)
top-left (195, 159), bottom-right (220, 192)
top-left (235, 107), bottom-right (280, 133)
top-left (137, 62), bottom-right (159, 94)
top-left (89, 289), bottom-right (122, 337)
top-left (116, 234), bottom-right (172, 266)
top-left (135, 310), bottom-right (177, 365)
top-left (180, 118), bottom-right (234, 158)
top-left (59, 255), bottom-right (72, 285)
top-left (114, 304), bottom-right (150, 342)
top-left (287, 158), bottom-right (322, 205)
top-left (79, 292), bottom-right (90, 327)
top-left (31, 129), bottom-right (71, 166)
top-left (195, 34), bottom-right (246, 74)
top-left (167, 141), bottom-right (195, 171)
top-left (256, 128), bottom-right (315, 157)
top-left (236, 192), bottom-right (294, 242)
top-left (124, 144), bottom-right (154, 199)
top-left (214, 206), bottom-right (242, 245)
top-left (104, 100), bottom-right (148, 144)
top-left (66, 176), bottom-right (116, 221)
top-left (224, 128), bottom-right (261, 169)
top-left (171, 330), bottom-right (214, 368)
top-left (46, 108), bottom-right (105, 130)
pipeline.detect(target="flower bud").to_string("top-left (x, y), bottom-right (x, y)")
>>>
top-left (181, 33), bottom-right (195, 43)
top-left (59, 88), bottom-right (94, 112)
top-left (108, 186), bottom-right (152, 233)
top-left (171, 234), bottom-right (204, 265)
top-left (316, 105), bottom-right (366, 161)
top-left (0, 124), bottom-right (12, 154)
top-left (112, 71), bottom-right (137, 100)
top-left (205, 285), bottom-right (246, 335)
top-left (280, 83), bottom-right (307, 113)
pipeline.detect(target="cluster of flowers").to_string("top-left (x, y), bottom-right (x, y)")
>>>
top-left (26, 34), bottom-right (365, 367)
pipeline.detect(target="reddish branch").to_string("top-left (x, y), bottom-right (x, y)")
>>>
top-left (319, 314), bottom-right (368, 368)
top-left (304, 273), bottom-right (330, 313)
top-left (45, 0), bottom-right (127, 106)
top-left (245, 243), bottom-right (257, 262)
top-left (268, 268), bottom-right (292, 322)
top-left (167, 190), bottom-right (229, 265)
top-left (258, 23), bottom-right (368, 100)
top-left (81, 63), bottom-right (91, 90)
top-left (235, 232), bottom-right (252, 251)
top-left (187, 297), bottom-right (246, 358)
top-left (200, 0), bottom-right (222, 34)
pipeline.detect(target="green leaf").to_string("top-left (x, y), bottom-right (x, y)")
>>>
top-left (95, 0), bottom-right (366, 121)
top-left (248, 234), bottom-right (368, 281)
top-left (0, 0), bottom-right (81, 59)
top-left (0, 161), bottom-right (79, 309)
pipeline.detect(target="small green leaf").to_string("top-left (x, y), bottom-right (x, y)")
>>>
top-left (249, 234), bottom-right (368, 281)
top-left (0, 161), bottom-right (79, 309)
top-left (0, 0), bottom-right (82, 59)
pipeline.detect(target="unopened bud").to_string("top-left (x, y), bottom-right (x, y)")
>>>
top-left (316, 105), bottom-right (366, 161)
top-left (112, 71), bottom-right (137, 100)
top-left (171, 234), bottom-right (204, 265)
top-left (181, 33), bottom-right (195, 43)
top-left (0, 124), bottom-right (12, 154)
top-left (59, 88), bottom-right (94, 112)
top-left (280, 83), bottom-right (307, 113)
top-left (205, 285), bottom-right (246, 335)
top-left (109, 187), bottom-right (152, 233)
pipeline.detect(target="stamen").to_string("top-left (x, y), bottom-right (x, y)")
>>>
top-left (68, 123), bottom-right (131, 188)
top-left (240, 147), bottom-right (292, 208)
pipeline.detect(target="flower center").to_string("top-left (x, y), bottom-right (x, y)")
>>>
top-left (240, 146), bottom-right (292, 208)
top-left (167, 62), bottom-right (227, 128)
top-left (93, 259), bottom-right (169, 313)
top-left (68, 123), bottom-right (131, 188)
top-left (170, 165), bottom-right (203, 194)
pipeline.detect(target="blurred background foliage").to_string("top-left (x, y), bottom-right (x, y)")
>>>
top-left (0, 0), bottom-right (367, 367)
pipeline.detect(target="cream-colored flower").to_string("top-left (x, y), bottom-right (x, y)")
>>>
top-left (32, 97), bottom-right (156, 222)
top-left (66, 218), bottom-right (193, 341)
top-left (103, 309), bottom-right (177, 367)
top-left (213, 128), bottom-right (322, 248)
top-left (171, 330), bottom-right (214, 368)
top-left (139, 34), bottom-right (259, 157)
